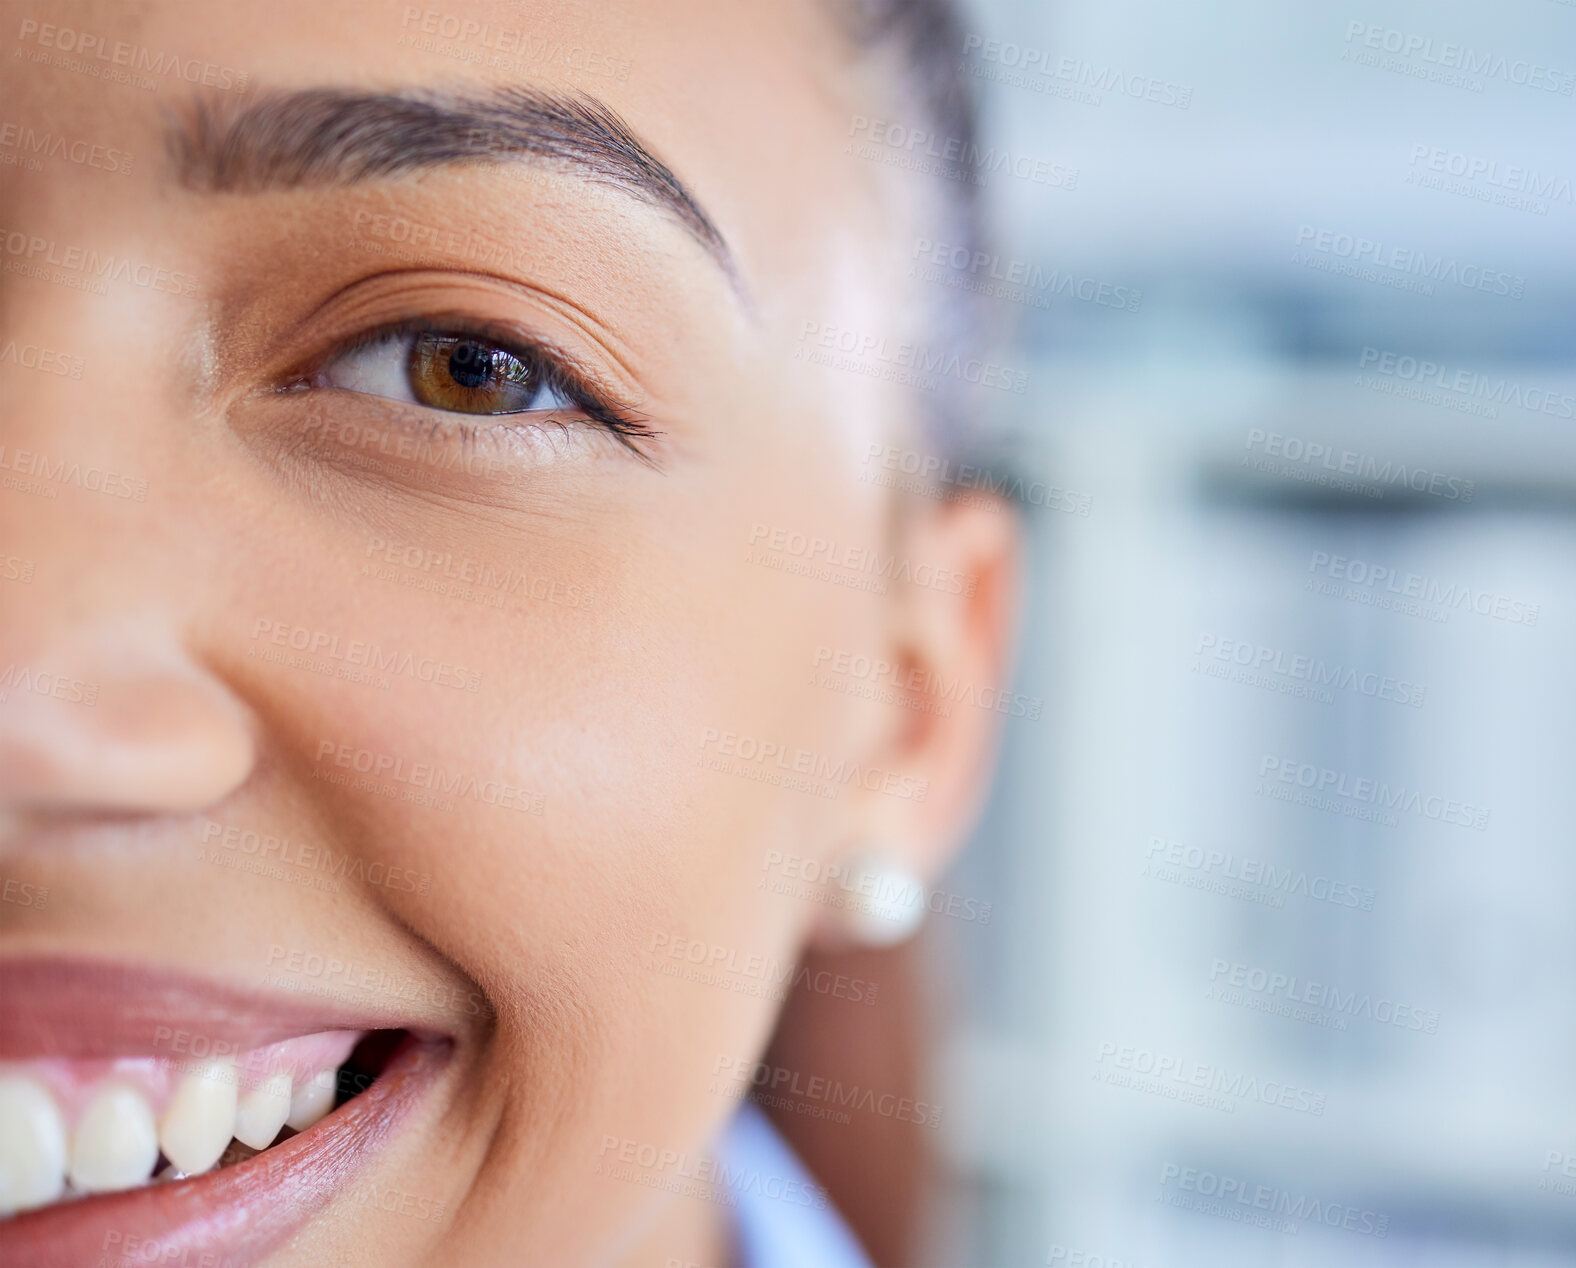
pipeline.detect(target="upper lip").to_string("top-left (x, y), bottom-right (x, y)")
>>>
top-left (0, 956), bottom-right (449, 1058)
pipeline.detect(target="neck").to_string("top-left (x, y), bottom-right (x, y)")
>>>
top-left (615, 1183), bottom-right (735, 1268)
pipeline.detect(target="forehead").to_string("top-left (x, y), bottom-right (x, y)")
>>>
top-left (3, 0), bottom-right (882, 310)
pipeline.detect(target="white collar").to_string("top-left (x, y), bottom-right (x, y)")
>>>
top-left (714, 1102), bottom-right (875, 1268)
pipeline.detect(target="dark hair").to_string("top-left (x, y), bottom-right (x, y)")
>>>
top-left (836, 0), bottom-right (991, 465)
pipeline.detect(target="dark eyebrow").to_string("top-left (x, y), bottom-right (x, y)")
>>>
top-left (166, 86), bottom-right (741, 288)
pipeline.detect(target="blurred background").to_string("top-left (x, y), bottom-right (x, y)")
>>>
top-left (921, 0), bottom-right (1576, 1264)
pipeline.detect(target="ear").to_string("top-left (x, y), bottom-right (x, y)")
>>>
top-left (810, 491), bottom-right (1022, 949)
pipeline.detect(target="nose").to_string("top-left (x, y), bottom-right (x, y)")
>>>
top-left (0, 625), bottom-right (255, 814)
top-left (0, 284), bottom-right (256, 819)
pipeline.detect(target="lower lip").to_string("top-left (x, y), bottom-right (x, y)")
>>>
top-left (0, 1033), bottom-right (450, 1268)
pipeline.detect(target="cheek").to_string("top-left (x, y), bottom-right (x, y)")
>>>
top-left (216, 477), bottom-right (837, 989)
top-left (210, 385), bottom-right (887, 1156)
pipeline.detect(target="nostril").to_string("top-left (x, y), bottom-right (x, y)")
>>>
top-left (0, 670), bottom-right (254, 814)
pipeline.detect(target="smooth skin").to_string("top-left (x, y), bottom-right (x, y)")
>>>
top-left (0, 1), bottom-right (1018, 1263)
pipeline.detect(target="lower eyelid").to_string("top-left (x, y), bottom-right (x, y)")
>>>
top-left (308, 395), bottom-right (627, 469)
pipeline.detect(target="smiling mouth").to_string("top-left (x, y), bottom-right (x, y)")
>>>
top-left (0, 959), bottom-right (454, 1267)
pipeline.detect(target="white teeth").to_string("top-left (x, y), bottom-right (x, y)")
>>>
top-left (285, 1068), bottom-right (337, 1131)
top-left (0, 1047), bottom-right (358, 1217)
top-left (158, 1061), bottom-right (238, 1176)
top-left (67, 1083), bottom-right (158, 1194)
top-left (234, 1070), bottom-right (292, 1151)
top-left (0, 1075), bottom-right (67, 1215)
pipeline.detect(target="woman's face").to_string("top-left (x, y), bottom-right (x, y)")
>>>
top-left (0, 0), bottom-right (1015, 1263)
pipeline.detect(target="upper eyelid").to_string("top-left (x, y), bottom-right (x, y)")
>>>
top-left (279, 265), bottom-right (647, 386)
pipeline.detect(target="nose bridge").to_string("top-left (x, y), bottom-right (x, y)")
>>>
top-left (2, 265), bottom-right (175, 460)
top-left (0, 441), bottom-right (166, 675)
top-left (1, 283), bottom-right (171, 638)
top-left (0, 290), bottom-right (255, 816)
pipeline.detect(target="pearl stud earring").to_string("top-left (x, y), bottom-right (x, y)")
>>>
top-left (835, 849), bottom-right (927, 946)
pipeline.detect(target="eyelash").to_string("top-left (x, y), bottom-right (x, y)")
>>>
top-left (292, 316), bottom-right (658, 456)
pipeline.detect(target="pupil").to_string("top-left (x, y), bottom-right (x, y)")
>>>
top-left (448, 342), bottom-right (493, 390)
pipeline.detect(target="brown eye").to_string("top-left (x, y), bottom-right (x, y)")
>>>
top-left (406, 333), bottom-right (555, 414)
